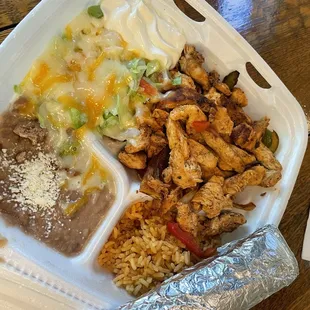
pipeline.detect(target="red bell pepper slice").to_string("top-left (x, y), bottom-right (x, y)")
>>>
top-left (192, 121), bottom-right (210, 133)
top-left (139, 78), bottom-right (158, 96)
top-left (167, 222), bottom-right (217, 259)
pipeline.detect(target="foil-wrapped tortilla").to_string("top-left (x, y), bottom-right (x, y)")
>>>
top-left (120, 225), bottom-right (298, 310)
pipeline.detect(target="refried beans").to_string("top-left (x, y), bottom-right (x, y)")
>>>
top-left (0, 99), bottom-right (115, 256)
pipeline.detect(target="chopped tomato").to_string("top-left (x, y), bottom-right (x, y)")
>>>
top-left (167, 222), bottom-right (217, 259)
top-left (139, 78), bottom-right (157, 96)
top-left (192, 121), bottom-right (210, 133)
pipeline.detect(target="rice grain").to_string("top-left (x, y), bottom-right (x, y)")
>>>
top-left (97, 200), bottom-right (194, 296)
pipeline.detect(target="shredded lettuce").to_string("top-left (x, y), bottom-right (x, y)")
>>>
top-left (98, 94), bottom-right (136, 141)
top-left (127, 58), bottom-right (147, 74)
top-left (101, 113), bottom-right (119, 127)
top-left (13, 84), bottom-right (22, 94)
top-left (69, 108), bottom-right (87, 129)
top-left (103, 96), bottom-right (119, 119)
top-left (130, 91), bottom-right (148, 105)
top-left (117, 94), bottom-right (135, 129)
top-left (146, 60), bottom-right (161, 77)
top-left (99, 113), bottom-right (123, 140)
top-left (172, 76), bottom-right (182, 86)
top-left (58, 140), bottom-right (80, 157)
top-left (37, 114), bottom-right (46, 129)
top-left (127, 58), bottom-right (147, 92)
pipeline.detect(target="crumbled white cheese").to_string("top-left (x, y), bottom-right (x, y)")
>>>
top-left (2, 151), bottom-right (61, 213)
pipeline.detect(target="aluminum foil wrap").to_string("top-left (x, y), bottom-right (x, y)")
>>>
top-left (120, 225), bottom-right (298, 310)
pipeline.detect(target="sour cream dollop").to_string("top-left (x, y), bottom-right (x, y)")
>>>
top-left (101, 0), bottom-right (186, 69)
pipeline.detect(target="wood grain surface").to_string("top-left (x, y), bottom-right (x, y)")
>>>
top-left (1, 1), bottom-right (310, 309)
top-left (0, 28), bottom-right (12, 43)
top-left (0, 0), bottom-right (39, 29)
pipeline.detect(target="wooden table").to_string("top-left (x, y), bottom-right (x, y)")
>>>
top-left (1, 0), bottom-right (310, 309)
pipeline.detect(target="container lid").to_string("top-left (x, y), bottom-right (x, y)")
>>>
top-left (0, 267), bottom-right (85, 310)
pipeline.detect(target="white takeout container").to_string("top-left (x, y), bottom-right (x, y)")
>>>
top-left (0, 0), bottom-right (308, 308)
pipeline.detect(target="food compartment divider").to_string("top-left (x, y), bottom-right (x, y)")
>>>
top-left (0, 0), bottom-right (308, 308)
top-left (0, 132), bottom-right (136, 307)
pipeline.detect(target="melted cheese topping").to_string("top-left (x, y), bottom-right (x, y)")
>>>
top-left (18, 11), bottom-right (136, 212)
top-left (16, 5), bottom-right (184, 214)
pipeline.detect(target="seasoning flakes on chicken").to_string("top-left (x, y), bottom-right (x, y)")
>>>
top-left (204, 211), bottom-right (247, 236)
top-left (205, 87), bottom-right (227, 106)
top-left (147, 133), bottom-right (167, 158)
top-left (169, 104), bottom-right (207, 135)
top-left (202, 130), bottom-right (245, 173)
top-left (230, 145), bottom-right (256, 166)
top-left (260, 169), bottom-right (282, 188)
top-left (223, 165), bottom-right (266, 196)
top-left (176, 202), bottom-right (199, 236)
top-left (170, 71), bottom-right (196, 90)
top-left (192, 176), bottom-right (233, 218)
top-left (166, 117), bottom-right (188, 151)
top-left (158, 87), bottom-right (209, 110)
top-left (252, 142), bottom-right (282, 171)
top-left (118, 151), bottom-right (147, 170)
top-left (166, 117), bottom-right (203, 188)
top-left (152, 109), bottom-right (169, 127)
top-left (179, 44), bottom-right (211, 90)
top-left (223, 99), bottom-right (252, 126)
top-left (140, 175), bottom-right (170, 200)
top-left (209, 106), bottom-right (234, 139)
top-left (230, 87), bottom-right (248, 107)
top-left (169, 148), bottom-right (203, 189)
top-left (188, 139), bottom-right (218, 179)
top-left (125, 126), bottom-right (152, 154)
top-left (232, 117), bottom-right (270, 151)
top-left (161, 187), bottom-right (182, 214)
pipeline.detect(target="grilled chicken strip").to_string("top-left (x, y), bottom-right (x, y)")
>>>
top-left (166, 118), bottom-right (202, 188)
top-left (230, 87), bottom-right (248, 107)
top-left (169, 71), bottom-right (196, 90)
top-left (152, 109), bottom-right (169, 127)
top-left (214, 82), bottom-right (231, 96)
top-left (231, 117), bottom-right (270, 151)
top-left (125, 126), bottom-right (152, 154)
top-left (209, 70), bottom-right (232, 96)
top-left (204, 211), bottom-right (246, 236)
top-left (170, 104), bottom-right (207, 135)
top-left (260, 169), bottom-right (282, 187)
top-left (147, 133), bottom-right (167, 158)
top-left (161, 187), bottom-right (182, 214)
top-left (205, 87), bottom-right (227, 106)
top-left (230, 145), bottom-right (256, 166)
top-left (179, 44), bottom-right (211, 90)
top-left (188, 139), bottom-right (218, 179)
top-left (118, 151), bottom-right (147, 170)
top-left (209, 106), bottom-right (234, 138)
top-left (176, 203), bottom-right (199, 236)
top-left (192, 176), bottom-right (233, 218)
top-left (223, 100), bottom-right (252, 126)
top-left (169, 148), bottom-right (203, 189)
top-left (166, 117), bottom-right (189, 151)
top-left (136, 111), bottom-right (162, 132)
top-left (223, 165), bottom-right (266, 196)
top-left (157, 87), bottom-right (209, 110)
top-left (202, 130), bottom-right (245, 173)
top-left (140, 175), bottom-right (170, 200)
top-left (252, 142), bottom-right (282, 171)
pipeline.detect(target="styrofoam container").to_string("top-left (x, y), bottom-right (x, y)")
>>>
top-left (0, 0), bottom-right (307, 308)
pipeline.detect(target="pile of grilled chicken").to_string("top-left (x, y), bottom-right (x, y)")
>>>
top-left (118, 44), bottom-right (282, 256)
